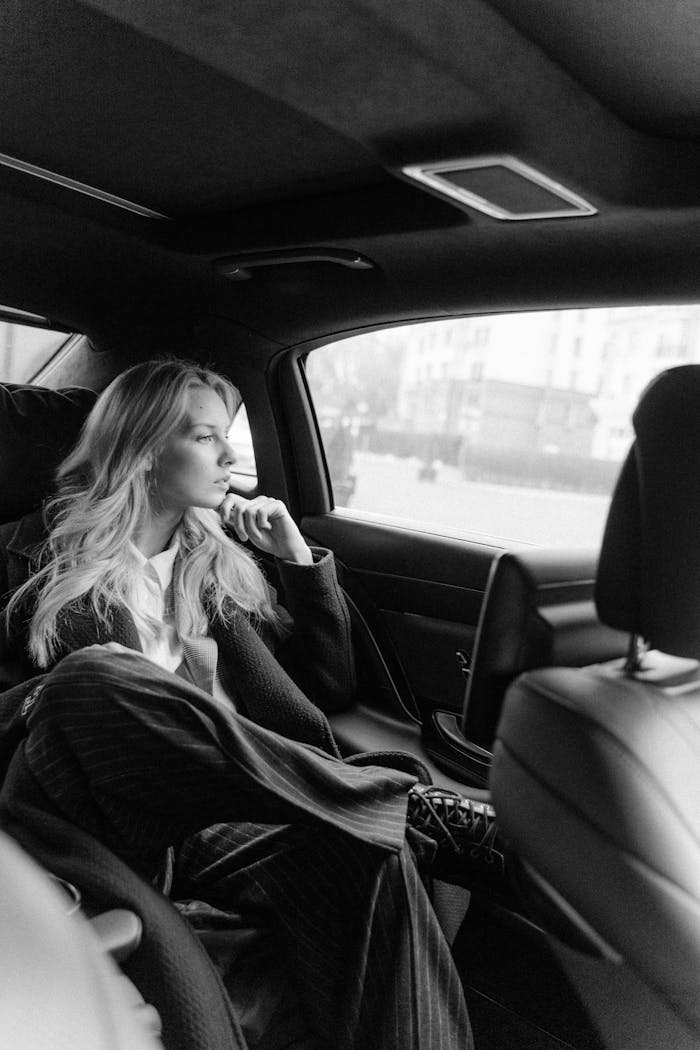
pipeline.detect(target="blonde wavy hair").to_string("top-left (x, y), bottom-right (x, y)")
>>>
top-left (9, 358), bottom-right (282, 667)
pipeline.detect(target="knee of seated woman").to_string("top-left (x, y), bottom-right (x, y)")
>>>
top-left (53, 643), bottom-right (148, 677)
top-left (25, 644), bottom-right (160, 729)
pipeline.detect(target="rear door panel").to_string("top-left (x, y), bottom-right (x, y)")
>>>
top-left (302, 511), bottom-right (500, 753)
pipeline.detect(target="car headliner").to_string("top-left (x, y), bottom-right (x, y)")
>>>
top-left (1, 0), bottom-right (700, 354)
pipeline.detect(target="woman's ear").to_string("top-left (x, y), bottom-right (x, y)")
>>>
top-left (144, 453), bottom-right (154, 471)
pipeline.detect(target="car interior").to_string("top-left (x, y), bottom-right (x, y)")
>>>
top-left (1, 2), bottom-right (700, 1048)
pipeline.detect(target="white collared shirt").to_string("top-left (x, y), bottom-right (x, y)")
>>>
top-left (128, 536), bottom-right (235, 708)
top-left (129, 536), bottom-right (183, 674)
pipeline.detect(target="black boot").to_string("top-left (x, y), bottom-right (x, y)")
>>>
top-left (407, 784), bottom-right (509, 898)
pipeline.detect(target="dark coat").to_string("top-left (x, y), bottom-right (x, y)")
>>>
top-left (0, 510), bottom-right (356, 760)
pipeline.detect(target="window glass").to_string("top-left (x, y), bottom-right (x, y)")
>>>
top-left (228, 404), bottom-right (257, 493)
top-left (305, 306), bottom-right (700, 546)
top-left (0, 316), bottom-right (71, 382)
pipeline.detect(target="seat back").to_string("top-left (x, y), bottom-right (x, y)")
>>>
top-left (0, 383), bottom-right (96, 524)
top-left (461, 546), bottom-right (627, 752)
top-left (491, 366), bottom-right (700, 1041)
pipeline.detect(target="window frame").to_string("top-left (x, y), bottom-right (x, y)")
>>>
top-left (0, 311), bottom-right (76, 386)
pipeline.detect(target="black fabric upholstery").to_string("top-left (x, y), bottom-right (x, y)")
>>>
top-left (5, 0), bottom-right (700, 356)
top-left (0, 383), bottom-right (96, 523)
top-left (596, 365), bottom-right (700, 657)
top-left (488, 0), bottom-right (700, 137)
top-left (1, 0), bottom-right (381, 218)
top-left (63, 0), bottom-right (700, 208)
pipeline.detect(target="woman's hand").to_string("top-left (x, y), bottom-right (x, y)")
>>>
top-left (219, 493), bottom-right (313, 564)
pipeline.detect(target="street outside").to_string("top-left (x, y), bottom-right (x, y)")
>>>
top-left (341, 451), bottom-right (612, 547)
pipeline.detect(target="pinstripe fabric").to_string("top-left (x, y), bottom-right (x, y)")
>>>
top-left (19, 646), bottom-right (473, 1049)
top-left (176, 822), bottom-right (471, 1049)
top-left (176, 823), bottom-right (471, 1050)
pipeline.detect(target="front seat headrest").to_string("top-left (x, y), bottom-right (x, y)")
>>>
top-left (0, 383), bottom-right (96, 524)
top-left (595, 365), bottom-right (700, 658)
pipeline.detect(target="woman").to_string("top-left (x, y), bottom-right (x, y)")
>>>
top-left (0, 359), bottom-right (474, 1050)
top-left (3, 359), bottom-right (355, 753)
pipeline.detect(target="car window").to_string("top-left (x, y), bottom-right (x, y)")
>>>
top-left (228, 403), bottom-right (257, 494)
top-left (0, 312), bottom-right (260, 494)
top-left (0, 314), bottom-right (72, 382)
top-left (305, 306), bottom-right (700, 546)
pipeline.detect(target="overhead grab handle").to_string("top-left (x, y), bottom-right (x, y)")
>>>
top-left (214, 248), bottom-right (375, 280)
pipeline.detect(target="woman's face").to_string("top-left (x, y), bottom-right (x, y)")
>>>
top-left (150, 384), bottom-right (236, 515)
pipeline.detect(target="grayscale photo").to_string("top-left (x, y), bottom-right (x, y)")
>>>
top-left (0, 3), bottom-right (697, 1049)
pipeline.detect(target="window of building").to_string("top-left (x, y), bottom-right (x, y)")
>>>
top-left (304, 306), bottom-right (700, 546)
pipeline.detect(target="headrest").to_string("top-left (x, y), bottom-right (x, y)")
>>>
top-left (0, 384), bottom-right (96, 523)
top-left (595, 365), bottom-right (700, 657)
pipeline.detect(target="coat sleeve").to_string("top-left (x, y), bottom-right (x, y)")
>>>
top-left (269, 547), bottom-right (356, 714)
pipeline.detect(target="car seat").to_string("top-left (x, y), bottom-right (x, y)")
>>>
top-left (0, 382), bottom-right (97, 523)
top-left (490, 365), bottom-right (700, 1041)
top-left (0, 828), bottom-right (164, 1050)
top-left (0, 382), bottom-right (246, 1050)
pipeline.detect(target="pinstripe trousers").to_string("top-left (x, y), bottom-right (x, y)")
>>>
top-left (17, 646), bottom-right (473, 1050)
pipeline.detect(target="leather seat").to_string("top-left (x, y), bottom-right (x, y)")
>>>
top-left (491, 365), bottom-right (700, 1039)
top-left (0, 383), bottom-right (96, 523)
top-left (0, 382), bottom-right (245, 1050)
